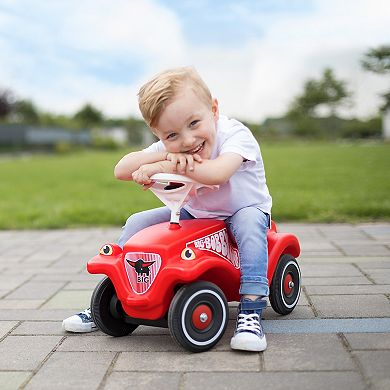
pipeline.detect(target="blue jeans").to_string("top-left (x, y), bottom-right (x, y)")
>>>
top-left (117, 206), bottom-right (269, 297)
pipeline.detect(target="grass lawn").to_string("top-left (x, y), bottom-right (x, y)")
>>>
top-left (0, 141), bottom-right (389, 229)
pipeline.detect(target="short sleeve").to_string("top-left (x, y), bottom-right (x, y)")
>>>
top-left (219, 126), bottom-right (259, 169)
top-left (142, 140), bottom-right (166, 153)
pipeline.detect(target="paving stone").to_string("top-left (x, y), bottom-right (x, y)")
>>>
top-left (264, 334), bottom-right (355, 371)
top-left (300, 263), bottom-right (363, 277)
top-left (337, 244), bottom-right (390, 256)
top-left (357, 261), bottom-right (390, 270)
top-left (0, 371), bottom-right (32, 390)
top-left (132, 325), bottom-right (170, 336)
top-left (114, 351), bottom-right (261, 372)
top-left (182, 372), bottom-right (365, 390)
top-left (299, 241), bottom-right (339, 250)
top-left (354, 351), bottom-right (390, 390)
top-left (302, 256), bottom-right (390, 264)
top-left (317, 226), bottom-right (368, 240)
top-left (302, 276), bottom-right (372, 286)
top-left (364, 269), bottom-right (390, 284)
top-left (305, 284), bottom-right (390, 295)
top-left (300, 250), bottom-right (344, 257)
top-left (212, 320), bottom-right (236, 351)
top-left (0, 290), bottom-right (11, 298)
top-left (345, 333), bottom-right (390, 350)
top-left (4, 281), bottom-right (67, 301)
top-left (41, 290), bottom-right (92, 309)
top-left (0, 299), bottom-right (45, 309)
top-left (0, 309), bottom-right (78, 321)
top-left (0, 321), bottom-right (18, 338)
top-left (62, 281), bottom-right (98, 290)
top-left (25, 351), bottom-right (115, 389)
top-left (11, 321), bottom-right (66, 336)
top-left (30, 273), bottom-right (102, 282)
top-left (58, 334), bottom-right (183, 352)
top-left (278, 224), bottom-right (323, 239)
top-left (104, 372), bottom-right (181, 390)
top-left (310, 294), bottom-right (390, 318)
top-left (0, 274), bottom-right (32, 290)
top-left (10, 266), bottom-right (84, 275)
top-left (264, 306), bottom-right (316, 320)
top-left (0, 224), bottom-right (389, 387)
top-left (300, 241), bottom-right (339, 250)
top-left (358, 224), bottom-right (390, 240)
top-left (0, 335), bottom-right (62, 370)
top-left (46, 264), bottom-right (85, 273)
top-left (2, 245), bottom-right (41, 258)
top-left (0, 255), bottom-right (25, 264)
top-left (295, 291), bottom-right (309, 305)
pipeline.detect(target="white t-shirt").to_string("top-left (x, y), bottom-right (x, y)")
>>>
top-left (143, 115), bottom-right (272, 219)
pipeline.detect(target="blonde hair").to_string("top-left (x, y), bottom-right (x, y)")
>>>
top-left (138, 66), bottom-right (212, 128)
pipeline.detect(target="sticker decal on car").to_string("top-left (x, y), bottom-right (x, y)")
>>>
top-left (186, 228), bottom-right (240, 268)
top-left (124, 252), bottom-right (162, 294)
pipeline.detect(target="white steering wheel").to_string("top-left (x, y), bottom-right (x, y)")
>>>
top-left (149, 173), bottom-right (218, 224)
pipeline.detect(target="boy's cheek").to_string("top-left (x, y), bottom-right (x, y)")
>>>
top-left (162, 142), bottom-right (180, 154)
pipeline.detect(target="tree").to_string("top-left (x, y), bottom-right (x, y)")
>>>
top-left (74, 103), bottom-right (104, 128)
top-left (0, 88), bottom-right (15, 120)
top-left (14, 99), bottom-right (40, 124)
top-left (288, 68), bottom-right (351, 117)
top-left (361, 45), bottom-right (390, 111)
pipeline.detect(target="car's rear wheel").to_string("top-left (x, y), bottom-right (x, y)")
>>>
top-left (269, 254), bottom-right (301, 315)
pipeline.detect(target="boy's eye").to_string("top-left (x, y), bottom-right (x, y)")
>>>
top-left (166, 133), bottom-right (177, 140)
top-left (189, 120), bottom-right (199, 127)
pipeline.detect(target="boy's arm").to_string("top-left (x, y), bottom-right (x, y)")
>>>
top-left (132, 152), bottom-right (243, 186)
top-left (185, 153), bottom-right (243, 185)
top-left (114, 151), bottom-right (168, 181)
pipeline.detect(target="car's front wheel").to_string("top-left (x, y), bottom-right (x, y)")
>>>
top-left (168, 281), bottom-right (228, 352)
top-left (91, 277), bottom-right (138, 336)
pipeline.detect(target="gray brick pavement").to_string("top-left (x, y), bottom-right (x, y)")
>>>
top-left (0, 223), bottom-right (389, 389)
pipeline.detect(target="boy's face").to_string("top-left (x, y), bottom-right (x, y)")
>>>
top-left (153, 85), bottom-right (219, 159)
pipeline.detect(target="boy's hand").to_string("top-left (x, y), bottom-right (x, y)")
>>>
top-left (132, 162), bottom-right (163, 187)
top-left (166, 152), bottom-right (202, 174)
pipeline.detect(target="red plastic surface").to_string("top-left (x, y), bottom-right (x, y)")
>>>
top-left (87, 219), bottom-right (300, 321)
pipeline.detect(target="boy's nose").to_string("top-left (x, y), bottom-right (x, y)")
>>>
top-left (182, 134), bottom-right (197, 148)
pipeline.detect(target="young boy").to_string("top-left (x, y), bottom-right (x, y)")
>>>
top-left (63, 66), bottom-right (272, 352)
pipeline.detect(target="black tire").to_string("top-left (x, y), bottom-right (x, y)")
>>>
top-left (91, 277), bottom-right (138, 337)
top-left (168, 281), bottom-right (228, 352)
top-left (269, 254), bottom-right (301, 315)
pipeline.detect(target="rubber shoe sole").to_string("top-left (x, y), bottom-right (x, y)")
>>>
top-left (62, 318), bottom-right (98, 333)
top-left (230, 331), bottom-right (267, 352)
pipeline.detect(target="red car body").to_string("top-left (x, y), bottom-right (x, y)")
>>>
top-left (87, 219), bottom-right (300, 321)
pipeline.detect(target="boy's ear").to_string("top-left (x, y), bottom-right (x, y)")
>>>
top-left (212, 98), bottom-right (219, 120)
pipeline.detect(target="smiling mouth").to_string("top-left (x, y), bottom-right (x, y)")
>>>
top-left (186, 141), bottom-right (205, 154)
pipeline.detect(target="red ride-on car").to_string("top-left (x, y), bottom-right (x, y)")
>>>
top-left (87, 173), bottom-right (301, 352)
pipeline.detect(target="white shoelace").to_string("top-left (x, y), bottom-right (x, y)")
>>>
top-left (235, 313), bottom-right (262, 336)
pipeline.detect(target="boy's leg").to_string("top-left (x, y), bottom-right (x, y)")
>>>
top-left (225, 206), bottom-right (269, 351)
top-left (117, 206), bottom-right (172, 248)
top-left (62, 207), bottom-right (194, 333)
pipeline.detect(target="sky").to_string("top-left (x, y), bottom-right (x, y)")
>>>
top-left (0, 0), bottom-right (389, 123)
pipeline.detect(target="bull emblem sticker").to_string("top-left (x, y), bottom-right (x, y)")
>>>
top-left (124, 252), bottom-right (161, 294)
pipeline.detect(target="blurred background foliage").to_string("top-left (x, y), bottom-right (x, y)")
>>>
top-left (0, 45), bottom-right (389, 151)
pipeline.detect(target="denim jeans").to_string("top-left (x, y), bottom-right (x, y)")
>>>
top-left (117, 206), bottom-right (269, 297)
top-left (225, 207), bottom-right (269, 297)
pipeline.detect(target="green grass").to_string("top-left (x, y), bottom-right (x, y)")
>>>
top-left (0, 141), bottom-right (389, 229)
